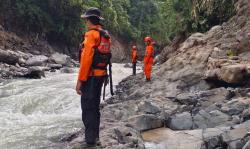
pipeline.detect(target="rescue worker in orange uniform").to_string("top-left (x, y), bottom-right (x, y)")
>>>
top-left (131, 45), bottom-right (138, 75)
top-left (144, 36), bottom-right (154, 81)
top-left (76, 7), bottom-right (107, 148)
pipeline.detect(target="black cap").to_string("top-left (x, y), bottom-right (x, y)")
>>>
top-left (81, 7), bottom-right (104, 20)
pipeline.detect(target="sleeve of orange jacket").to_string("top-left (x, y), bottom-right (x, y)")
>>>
top-left (78, 31), bottom-right (99, 81)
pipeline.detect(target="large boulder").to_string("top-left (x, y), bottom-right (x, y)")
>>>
top-left (23, 66), bottom-right (45, 79)
top-left (219, 64), bottom-right (248, 84)
top-left (50, 52), bottom-right (71, 66)
top-left (0, 49), bottom-right (19, 65)
top-left (25, 55), bottom-right (48, 66)
top-left (127, 114), bottom-right (163, 131)
top-left (167, 112), bottom-right (193, 130)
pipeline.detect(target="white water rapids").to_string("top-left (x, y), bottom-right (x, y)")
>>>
top-left (0, 63), bottom-right (137, 149)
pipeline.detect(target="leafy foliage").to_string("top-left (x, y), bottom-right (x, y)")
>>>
top-left (0, 0), bottom-right (236, 46)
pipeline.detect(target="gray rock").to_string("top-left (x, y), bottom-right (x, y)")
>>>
top-left (60, 67), bottom-right (75, 73)
top-left (23, 66), bottom-right (45, 79)
top-left (243, 140), bottom-right (250, 149)
top-left (193, 110), bottom-right (232, 129)
top-left (50, 52), bottom-right (71, 66)
top-left (48, 63), bottom-right (63, 69)
top-left (0, 49), bottom-right (19, 65)
top-left (221, 98), bottom-right (250, 116)
top-left (138, 101), bottom-right (161, 114)
top-left (228, 140), bottom-right (245, 149)
top-left (175, 92), bottom-right (198, 105)
top-left (168, 112), bottom-right (193, 130)
top-left (26, 55), bottom-right (48, 66)
top-left (205, 136), bottom-right (220, 149)
top-left (127, 114), bottom-right (163, 131)
top-left (221, 127), bottom-right (250, 144)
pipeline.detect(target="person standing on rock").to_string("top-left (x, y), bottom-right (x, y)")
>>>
top-left (144, 36), bottom-right (154, 82)
top-left (76, 7), bottom-right (111, 148)
top-left (131, 45), bottom-right (138, 75)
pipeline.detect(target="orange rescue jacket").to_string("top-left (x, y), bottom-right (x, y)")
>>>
top-left (144, 44), bottom-right (154, 64)
top-left (78, 26), bottom-right (107, 81)
top-left (132, 49), bottom-right (138, 63)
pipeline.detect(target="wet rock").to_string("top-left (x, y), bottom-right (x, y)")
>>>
top-left (127, 114), bottom-right (163, 131)
top-left (167, 112), bottom-right (193, 130)
top-left (26, 55), bottom-right (48, 66)
top-left (123, 63), bottom-right (132, 68)
top-left (60, 67), bottom-right (75, 73)
top-left (138, 101), bottom-right (161, 114)
top-left (50, 52), bottom-right (71, 66)
top-left (23, 66), bottom-right (45, 79)
top-left (0, 49), bottom-right (19, 65)
top-left (48, 63), bottom-right (63, 69)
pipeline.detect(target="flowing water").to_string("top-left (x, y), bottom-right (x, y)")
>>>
top-left (0, 63), bottom-right (137, 149)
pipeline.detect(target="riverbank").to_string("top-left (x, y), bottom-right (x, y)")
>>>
top-left (0, 63), bottom-right (142, 149)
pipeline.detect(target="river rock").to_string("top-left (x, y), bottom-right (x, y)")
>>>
top-left (127, 114), bottom-right (163, 131)
top-left (60, 67), bottom-right (75, 73)
top-left (167, 112), bottom-right (193, 130)
top-left (50, 52), bottom-right (71, 66)
top-left (0, 49), bottom-right (20, 65)
top-left (48, 63), bottom-right (63, 69)
top-left (23, 66), bottom-right (45, 79)
top-left (26, 55), bottom-right (48, 66)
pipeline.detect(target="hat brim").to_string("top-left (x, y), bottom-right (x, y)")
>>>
top-left (81, 14), bottom-right (104, 20)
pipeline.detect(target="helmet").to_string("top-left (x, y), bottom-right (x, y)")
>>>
top-left (144, 36), bottom-right (152, 42)
top-left (132, 46), bottom-right (137, 49)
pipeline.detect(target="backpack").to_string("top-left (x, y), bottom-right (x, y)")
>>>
top-left (92, 29), bottom-right (114, 97)
top-left (92, 29), bottom-right (112, 70)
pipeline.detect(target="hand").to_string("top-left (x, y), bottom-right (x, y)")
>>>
top-left (76, 80), bottom-right (82, 95)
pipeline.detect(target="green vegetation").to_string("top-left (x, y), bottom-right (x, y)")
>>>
top-left (0, 0), bottom-right (236, 46)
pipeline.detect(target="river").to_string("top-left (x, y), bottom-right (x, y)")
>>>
top-left (0, 63), bottom-right (136, 149)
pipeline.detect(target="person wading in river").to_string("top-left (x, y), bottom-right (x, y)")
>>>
top-left (131, 45), bottom-right (138, 75)
top-left (144, 36), bottom-right (154, 82)
top-left (76, 7), bottom-right (112, 148)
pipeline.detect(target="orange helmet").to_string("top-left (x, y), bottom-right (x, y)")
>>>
top-left (132, 46), bottom-right (137, 49)
top-left (144, 36), bottom-right (152, 42)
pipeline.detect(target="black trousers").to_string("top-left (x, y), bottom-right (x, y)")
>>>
top-left (132, 62), bottom-right (136, 75)
top-left (80, 76), bottom-right (105, 144)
